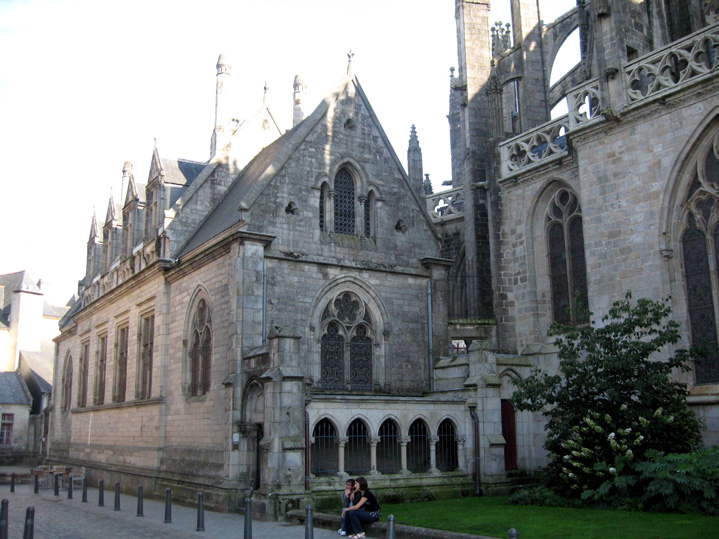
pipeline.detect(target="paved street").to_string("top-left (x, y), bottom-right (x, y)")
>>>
top-left (0, 482), bottom-right (340, 539)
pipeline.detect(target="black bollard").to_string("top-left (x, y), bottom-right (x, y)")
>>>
top-left (1, 499), bottom-right (8, 539)
top-left (10, 474), bottom-right (15, 493)
top-left (243, 497), bottom-right (252, 539)
top-left (22, 506), bottom-right (34, 539)
top-left (387, 514), bottom-right (396, 539)
top-left (164, 488), bottom-right (172, 523)
top-left (508, 528), bottom-right (519, 539)
top-left (114, 482), bottom-right (120, 511)
top-left (196, 492), bottom-right (205, 531)
top-left (67, 477), bottom-right (73, 500)
top-left (135, 484), bottom-right (143, 517)
top-left (304, 505), bottom-right (314, 539)
top-left (98, 480), bottom-right (104, 507)
top-left (33, 473), bottom-right (38, 495)
top-left (53, 474), bottom-right (59, 497)
top-left (81, 478), bottom-right (87, 503)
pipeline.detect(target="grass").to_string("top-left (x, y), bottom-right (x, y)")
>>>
top-left (380, 496), bottom-right (719, 539)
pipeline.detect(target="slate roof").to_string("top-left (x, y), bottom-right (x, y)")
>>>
top-left (58, 296), bottom-right (82, 330)
top-left (0, 372), bottom-right (31, 406)
top-left (0, 271), bottom-right (41, 326)
top-left (162, 158), bottom-right (208, 207)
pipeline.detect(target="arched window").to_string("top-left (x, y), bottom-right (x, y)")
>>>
top-left (311, 418), bottom-right (338, 476)
top-left (363, 190), bottom-right (375, 237)
top-left (377, 419), bottom-right (400, 474)
top-left (346, 419), bottom-right (370, 475)
top-left (407, 419), bottom-right (430, 472)
top-left (320, 292), bottom-right (375, 391)
top-left (189, 298), bottom-right (212, 396)
top-left (319, 182), bottom-right (329, 231)
top-left (436, 419), bottom-right (458, 472)
top-left (62, 354), bottom-right (73, 413)
top-left (681, 132), bottom-right (719, 384)
top-left (546, 188), bottom-right (588, 324)
top-left (334, 168), bottom-right (355, 235)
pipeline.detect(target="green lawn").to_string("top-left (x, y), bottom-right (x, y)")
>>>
top-left (380, 497), bottom-right (719, 539)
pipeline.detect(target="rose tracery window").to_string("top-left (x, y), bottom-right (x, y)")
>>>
top-left (320, 291), bottom-right (375, 391)
top-left (546, 188), bottom-right (588, 324)
top-left (681, 131), bottom-right (719, 384)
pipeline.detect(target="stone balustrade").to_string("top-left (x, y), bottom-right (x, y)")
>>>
top-left (625, 22), bottom-right (719, 106)
top-left (425, 187), bottom-right (465, 223)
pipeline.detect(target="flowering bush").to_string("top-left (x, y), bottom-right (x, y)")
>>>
top-left (511, 293), bottom-right (704, 501)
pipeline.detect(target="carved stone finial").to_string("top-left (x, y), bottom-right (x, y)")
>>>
top-left (346, 50), bottom-right (355, 75)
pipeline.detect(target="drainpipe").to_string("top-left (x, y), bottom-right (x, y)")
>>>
top-left (427, 279), bottom-right (434, 392)
top-left (262, 260), bottom-right (267, 344)
top-left (304, 411), bottom-right (311, 491)
top-left (469, 405), bottom-right (482, 496)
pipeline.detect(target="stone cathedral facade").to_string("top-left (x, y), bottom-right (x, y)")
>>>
top-left (51, 0), bottom-right (719, 517)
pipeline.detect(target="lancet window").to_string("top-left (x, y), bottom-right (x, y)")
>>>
top-left (334, 168), bottom-right (355, 235)
top-left (546, 188), bottom-right (588, 324)
top-left (680, 130), bottom-right (719, 384)
top-left (320, 291), bottom-right (375, 391)
top-left (62, 353), bottom-right (73, 413)
top-left (310, 418), bottom-right (338, 476)
top-left (188, 298), bottom-right (212, 396)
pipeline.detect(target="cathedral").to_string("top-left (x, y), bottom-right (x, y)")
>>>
top-left (51, 0), bottom-right (719, 517)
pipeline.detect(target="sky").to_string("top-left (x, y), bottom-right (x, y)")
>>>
top-left (0, 0), bottom-right (575, 305)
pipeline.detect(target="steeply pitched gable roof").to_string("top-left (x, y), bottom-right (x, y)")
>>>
top-left (0, 371), bottom-right (32, 406)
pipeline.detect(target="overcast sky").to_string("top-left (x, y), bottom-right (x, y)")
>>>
top-left (0, 0), bottom-right (574, 304)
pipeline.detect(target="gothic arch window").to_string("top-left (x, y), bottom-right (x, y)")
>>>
top-left (320, 291), bottom-right (375, 391)
top-left (188, 297), bottom-right (212, 396)
top-left (363, 190), bottom-right (375, 237)
top-left (346, 418), bottom-right (370, 475)
top-left (334, 167), bottom-right (355, 235)
top-left (311, 418), bottom-right (338, 476)
top-left (680, 129), bottom-right (719, 384)
top-left (377, 419), bottom-right (401, 474)
top-left (545, 188), bottom-right (588, 324)
top-left (62, 353), bottom-right (73, 413)
top-left (436, 419), bottom-right (459, 472)
top-left (407, 419), bottom-right (430, 472)
top-left (319, 181), bottom-right (329, 231)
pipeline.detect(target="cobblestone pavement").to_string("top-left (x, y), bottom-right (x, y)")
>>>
top-left (0, 483), bottom-right (340, 539)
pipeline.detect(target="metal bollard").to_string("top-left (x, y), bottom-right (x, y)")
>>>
top-left (164, 488), bottom-right (172, 523)
top-left (114, 482), bottom-right (120, 511)
top-left (33, 474), bottom-right (38, 495)
top-left (304, 505), bottom-right (313, 539)
top-left (243, 497), bottom-right (252, 539)
top-left (1, 499), bottom-right (8, 539)
top-left (136, 485), bottom-right (144, 517)
top-left (22, 506), bottom-right (34, 539)
top-left (508, 528), bottom-right (519, 539)
top-left (81, 478), bottom-right (87, 503)
top-left (67, 477), bottom-right (73, 500)
top-left (10, 474), bottom-right (15, 493)
top-left (53, 475), bottom-right (59, 497)
top-left (196, 492), bottom-right (205, 531)
top-left (98, 480), bottom-right (104, 507)
top-left (387, 514), bottom-right (396, 539)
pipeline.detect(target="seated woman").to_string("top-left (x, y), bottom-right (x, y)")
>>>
top-left (339, 478), bottom-right (358, 536)
top-left (341, 476), bottom-right (381, 539)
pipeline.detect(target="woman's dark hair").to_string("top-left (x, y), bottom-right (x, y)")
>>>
top-left (356, 476), bottom-right (368, 490)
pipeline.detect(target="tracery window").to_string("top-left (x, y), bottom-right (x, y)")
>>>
top-left (320, 291), bottom-right (375, 391)
top-left (77, 341), bottom-right (89, 408)
top-left (681, 131), bottom-right (719, 384)
top-left (546, 188), bottom-right (588, 324)
top-left (334, 168), bottom-right (355, 235)
top-left (189, 298), bottom-right (212, 396)
top-left (311, 418), bottom-right (338, 475)
top-left (62, 353), bottom-right (73, 412)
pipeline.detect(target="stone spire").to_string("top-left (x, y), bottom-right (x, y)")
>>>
top-left (292, 75), bottom-right (307, 127)
top-left (211, 54), bottom-right (232, 159)
top-left (407, 125), bottom-right (424, 196)
top-left (121, 161), bottom-right (133, 201)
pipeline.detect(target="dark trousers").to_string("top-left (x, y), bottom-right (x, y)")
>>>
top-left (346, 509), bottom-right (379, 535)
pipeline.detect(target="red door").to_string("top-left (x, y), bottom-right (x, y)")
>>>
top-left (501, 399), bottom-right (518, 470)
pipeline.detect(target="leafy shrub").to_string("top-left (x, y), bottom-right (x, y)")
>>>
top-left (634, 448), bottom-right (719, 515)
top-left (508, 486), bottom-right (579, 508)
